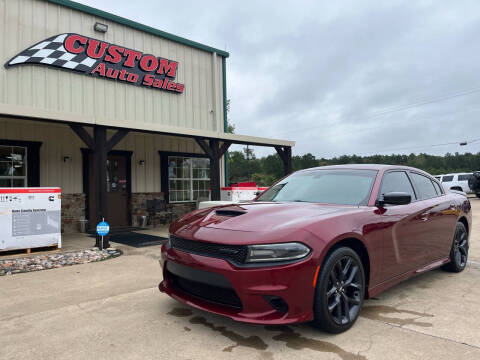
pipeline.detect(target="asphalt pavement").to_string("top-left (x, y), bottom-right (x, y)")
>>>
top-left (1, 200), bottom-right (479, 359)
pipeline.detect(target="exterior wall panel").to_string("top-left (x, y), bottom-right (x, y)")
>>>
top-left (0, 0), bottom-right (224, 133)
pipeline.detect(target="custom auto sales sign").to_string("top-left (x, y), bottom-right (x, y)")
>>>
top-left (5, 33), bottom-right (184, 94)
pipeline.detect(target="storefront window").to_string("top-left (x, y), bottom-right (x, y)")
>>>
top-left (168, 156), bottom-right (210, 202)
top-left (0, 145), bottom-right (27, 187)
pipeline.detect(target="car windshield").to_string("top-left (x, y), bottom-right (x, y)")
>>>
top-left (256, 169), bottom-right (378, 206)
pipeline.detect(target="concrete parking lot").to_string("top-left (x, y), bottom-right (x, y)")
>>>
top-left (1, 202), bottom-right (480, 360)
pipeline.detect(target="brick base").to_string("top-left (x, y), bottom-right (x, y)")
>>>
top-left (61, 193), bottom-right (86, 233)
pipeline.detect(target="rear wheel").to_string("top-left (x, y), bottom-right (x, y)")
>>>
top-left (312, 247), bottom-right (365, 333)
top-left (443, 222), bottom-right (469, 272)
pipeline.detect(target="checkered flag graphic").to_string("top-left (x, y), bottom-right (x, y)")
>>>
top-left (6, 33), bottom-right (98, 72)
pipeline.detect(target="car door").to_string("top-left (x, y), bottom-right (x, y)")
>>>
top-left (426, 178), bottom-right (458, 261)
top-left (408, 172), bottom-right (447, 265)
top-left (376, 170), bottom-right (428, 281)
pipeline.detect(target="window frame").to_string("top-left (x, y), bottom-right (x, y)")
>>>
top-left (407, 171), bottom-right (442, 201)
top-left (0, 139), bottom-right (42, 187)
top-left (377, 170), bottom-right (418, 204)
top-left (160, 151), bottom-right (211, 204)
top-left (0, 145), bottom-right (28, 187)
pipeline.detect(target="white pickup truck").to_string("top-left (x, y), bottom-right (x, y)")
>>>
top-left (436, 173), bottom-right (473, 193)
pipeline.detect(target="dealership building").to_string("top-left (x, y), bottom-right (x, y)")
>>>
top-left (0, 0), bottom-right (294, 234)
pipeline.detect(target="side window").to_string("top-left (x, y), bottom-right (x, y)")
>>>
top-left (410, 173), bottom-right (437, 200)
top-left (432, 180), bottom-right (443, 195)
top-left (442, 175), bottom-right (453, 182)
top-left (458, 174), bottom-right (472, 181)
top-left (380, 171), bottom-right (416, 200)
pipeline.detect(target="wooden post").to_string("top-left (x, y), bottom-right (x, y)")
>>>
top-left (275, 146), bottom-right (292, 176)
top-left (209, 139), bottom-right (221, 201)
top-left (93, 125), bottom-right (109, 249)
top-left (195, 139), bottom-right (232, 202)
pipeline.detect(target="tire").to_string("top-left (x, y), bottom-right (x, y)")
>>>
top-left (442, 222), bottom-right (469, 272)
top-left (312, 247), bottom-right (365, 333)
top-left (469, 175), bottom-right (480, 192)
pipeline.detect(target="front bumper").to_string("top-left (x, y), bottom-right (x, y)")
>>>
top-left (159, 243), bottom-right (317, 324)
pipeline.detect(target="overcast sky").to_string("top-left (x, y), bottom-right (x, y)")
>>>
top-left (79, 0), bottom-right (480, 158)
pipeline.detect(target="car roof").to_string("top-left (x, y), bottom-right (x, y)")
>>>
top-left (442, 172), bottom-right (472, 176)
top-left (298, 164), bottom-right (427, 172)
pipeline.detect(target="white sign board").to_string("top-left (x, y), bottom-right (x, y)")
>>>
top-left (0, 188), bottom-right (62, 251)
top-left (220, 187), bottom-right (268, 202)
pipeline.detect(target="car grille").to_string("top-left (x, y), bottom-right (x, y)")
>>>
top-left (170, 235), bottom-right (248, 265)
top-left (165, 269), bottom-right (243, 309)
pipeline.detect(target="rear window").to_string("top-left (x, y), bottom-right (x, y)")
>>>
top-left (410, 172), bottom-right (437, 200)
top-left (458, 174), bottom-right (472, 181)
top-left (442, 175), bottom-right (454, 182)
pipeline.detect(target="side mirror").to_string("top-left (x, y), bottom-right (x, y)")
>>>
top-left (377, 192), bottom-right (411, 207)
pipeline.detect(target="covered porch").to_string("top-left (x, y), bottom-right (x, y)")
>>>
top-left (0, 114), bottom-right (294, 248)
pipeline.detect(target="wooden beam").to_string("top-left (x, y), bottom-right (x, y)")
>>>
top-left (195, 138), bottom-right (214, 158)
top-left (107, 129), bottom-right (129, 152)
top-left (69, 124), bottom-right (94, 149)
top-left (218, 141), bottom-right (232, 157)
top-left (275, 146), bottom-right (292, 176)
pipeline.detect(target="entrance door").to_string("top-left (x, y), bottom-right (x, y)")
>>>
top-left (87, 152), bottom-right (131, 229)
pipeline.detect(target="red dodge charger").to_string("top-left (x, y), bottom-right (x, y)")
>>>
top-left (159, 165), bottom-right (471, 333)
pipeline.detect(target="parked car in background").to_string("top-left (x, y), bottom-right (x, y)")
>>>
top-left (159, 165), bottom-right (471, 334)
top-left (439, 173), bottom-right (472, 193)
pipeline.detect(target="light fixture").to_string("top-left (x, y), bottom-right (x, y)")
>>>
top-left (139, 160), bottom-right (145, 166)
top-left (63, 156), bottom-right (72, 163)
top-left (94, 22), bottom-right (108, 33)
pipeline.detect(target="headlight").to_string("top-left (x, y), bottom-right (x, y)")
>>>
top-left (245, 242), bottom-right (311, 263)
top-left (166, 234), bottom-right (172, 248)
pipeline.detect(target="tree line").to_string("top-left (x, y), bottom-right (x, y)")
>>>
top-left (228, 150), bottom-right (480, 186)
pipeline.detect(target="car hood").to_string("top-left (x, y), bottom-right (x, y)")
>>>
top-left (175, 202), bottom-right (363, 233)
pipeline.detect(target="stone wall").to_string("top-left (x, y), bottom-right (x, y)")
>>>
top-left (61, 193), bottom-right (86, 233)
top-left (130, 192), bottom-right (195, 227)
top-left (171, 203), bottom-right (196, 218)
top-left (61, 192), bottom-right (196, 231)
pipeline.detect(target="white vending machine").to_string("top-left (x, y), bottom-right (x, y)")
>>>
top-left (0, 188), bottom-right (62, 251)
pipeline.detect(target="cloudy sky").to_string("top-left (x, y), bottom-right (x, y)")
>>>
top-left (79, 0), bottom-right (480, 158)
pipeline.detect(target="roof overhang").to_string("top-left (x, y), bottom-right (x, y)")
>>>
top-left (0, 104), bottom-right (294, 148)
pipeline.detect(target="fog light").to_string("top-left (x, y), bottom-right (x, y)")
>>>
top-left (263, 296), bottom-right (288, 314)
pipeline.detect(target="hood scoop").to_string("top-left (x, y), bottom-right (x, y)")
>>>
top-left (214, 209), bottom-right (247, 217)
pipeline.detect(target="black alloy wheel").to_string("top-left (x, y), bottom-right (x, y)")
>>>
top-left (444, 222), bottom-right (469, 272)
top-left (312, 247), bottom-right (365, 333)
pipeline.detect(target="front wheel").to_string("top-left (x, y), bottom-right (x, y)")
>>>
top-left (312, 247), bottom-right (365, 333)
top-left (443, 222), bottom-right (469, 272)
